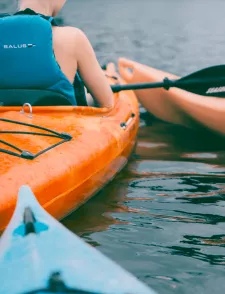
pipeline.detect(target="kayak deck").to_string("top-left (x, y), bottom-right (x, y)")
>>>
top-left (0, 186), bottom-right (156, 294)
top-left (0, 64), bottom-right (139, 230)
top-left (119, 58), bottom-right (225, 135)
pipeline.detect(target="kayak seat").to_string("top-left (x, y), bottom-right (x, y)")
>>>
top-left (0, 89), bottom-right (73, 106)
top-left (0, 73), bottom-right (87, 106)
top-left (0, 74), bottom-right (88, 106)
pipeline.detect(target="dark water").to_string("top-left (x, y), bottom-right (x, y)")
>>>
top-left (4, 0), bottom-right (225, 293)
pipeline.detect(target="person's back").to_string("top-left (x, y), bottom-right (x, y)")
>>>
top-left (1, 0), bottom-right (114, 108)
top-left (50, 10), bottom-right (114, 108)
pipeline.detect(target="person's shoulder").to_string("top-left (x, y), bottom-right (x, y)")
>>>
top-left (55, 26), bottom-right (88, 41)
top-left (53, 26), bottom-right (91, 56)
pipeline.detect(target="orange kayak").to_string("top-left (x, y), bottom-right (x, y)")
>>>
top-left (119, 58), bottom-right (225, 135)
top-left (0, 63), bottom-right (139, 231)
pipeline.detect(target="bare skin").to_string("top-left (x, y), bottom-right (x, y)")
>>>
top-left (18, 0), bottom-right (114, 108)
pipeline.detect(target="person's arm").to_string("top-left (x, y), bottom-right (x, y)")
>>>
top-left (74, 29), bottom-right (114, 108)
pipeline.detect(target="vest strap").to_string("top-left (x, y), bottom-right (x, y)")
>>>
top-left (14, 9), bottom-right (58, 26)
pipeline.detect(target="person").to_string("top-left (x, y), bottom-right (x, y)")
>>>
top-left (0, 0), bottom-right (114, 108)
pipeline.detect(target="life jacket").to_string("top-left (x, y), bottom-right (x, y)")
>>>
top-left (0, 9), bottom-right (79, 106)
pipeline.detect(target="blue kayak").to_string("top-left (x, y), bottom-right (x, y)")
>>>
top-left (0, 186), bottom-right (156, 294)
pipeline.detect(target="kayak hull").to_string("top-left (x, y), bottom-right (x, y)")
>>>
top-left (0, 64), bottom-right (139, 231)
top-left (119, 58), bottom-right (225, 135)
top-left (0, 186), bottom-right (156, 294)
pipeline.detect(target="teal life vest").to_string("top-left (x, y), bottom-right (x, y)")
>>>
top-left (0, 9), bottom-right (78, 106)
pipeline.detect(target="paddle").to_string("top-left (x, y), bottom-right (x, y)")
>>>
top-left (111, 65), bottom-right (225, 97)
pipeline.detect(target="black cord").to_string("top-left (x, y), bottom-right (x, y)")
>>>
top-left (0, 118), bottom-right (68, 137)
top-left (0, 139), bottom-right (22, 152)
top-left (0, 118), bottom-right (72, 160)
top-left (0, 131), bottom-right (62, 139)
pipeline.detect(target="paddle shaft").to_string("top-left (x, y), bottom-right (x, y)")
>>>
top-left (110, 64), bottom-right (225, 96)
top-left (111, 77), bottom-right (222, 93)
top-left (111, 79), bottom-right (173, 93)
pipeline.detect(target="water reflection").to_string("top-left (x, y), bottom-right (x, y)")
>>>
top-left (183, 235), bottom-right (225, 246)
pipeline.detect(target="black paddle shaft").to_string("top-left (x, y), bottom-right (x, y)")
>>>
top-left (111, 79), bottom-right (175, 92)
top-left (111, 64), bottom-right (225, 98)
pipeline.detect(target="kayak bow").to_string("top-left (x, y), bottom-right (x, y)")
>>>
top-left (119, 58), bottom-right (225, 135)
top-left (0, 186), bottom-right (156, 294)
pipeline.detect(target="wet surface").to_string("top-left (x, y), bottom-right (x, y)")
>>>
top-left (63, 116), bottom-right (225, 294)
top-left (4, 0), bottom-right (225, 293)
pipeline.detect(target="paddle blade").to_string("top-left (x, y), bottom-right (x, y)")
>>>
top-left (176, 65), bottom-right (225, 97)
